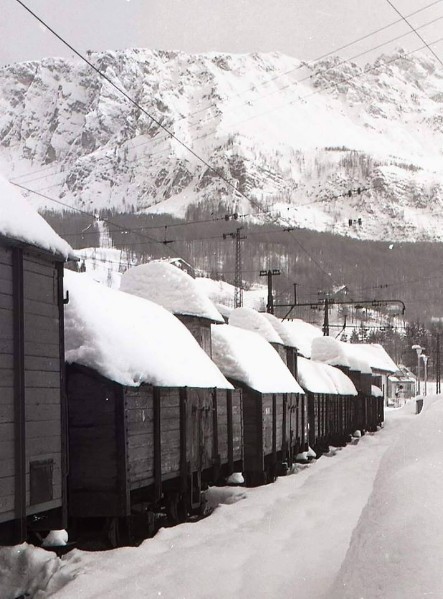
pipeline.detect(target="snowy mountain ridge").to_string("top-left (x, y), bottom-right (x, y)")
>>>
top-left (1, 48), bottom-right (443, 241)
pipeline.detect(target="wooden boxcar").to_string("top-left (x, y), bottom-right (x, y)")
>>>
top-left (297, 357), bottom-right (357, 454)
top-left (0, 181), bottom-right (73, 544)
top-left (64, 271), bottom-right (239, 544)
top-left (67, 364), bottom-right (242, 542)
top-left (211, 324), bottom-right (306, 486)
top-left (310, 336), bottom-right (378, 436)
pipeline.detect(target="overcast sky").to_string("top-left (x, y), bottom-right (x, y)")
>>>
top-left (1, 0), bottom-right (442, 66)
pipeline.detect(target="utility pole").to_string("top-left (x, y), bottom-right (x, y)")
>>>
top-left (259, 269), bottom-right (281, 314)
top-left (223, 227), bottom-right (246, 308)
top-left (437, 333), bottom-right (441, 394)
top-left (323, 297), bottom-right (330, 336)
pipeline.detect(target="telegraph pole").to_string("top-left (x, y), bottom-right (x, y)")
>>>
top-left (323, 297), bottom-right (330, 336)
top-left (223, 227), bottom-right (247, 308)
top-left (260, 269), bottom-right (281, 314)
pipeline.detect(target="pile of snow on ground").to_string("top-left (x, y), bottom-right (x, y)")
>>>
top-left (0, 543), bottom-right (74, 599)
top-left (330, 394), bottom-right (443, 598)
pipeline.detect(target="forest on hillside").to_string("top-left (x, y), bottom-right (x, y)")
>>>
top-left (44, 208), bottom-right (443, 321)
top-left (43, 206), bottom-right (443, 378)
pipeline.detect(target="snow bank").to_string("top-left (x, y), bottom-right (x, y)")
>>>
top-left (348, 342), bottom-right (398, 373)
top-left (277, 319), bottom-right (323, 357)
top-left (329, 395), bottom-right (443, 598)
top-left (120, 261), bottom-right (224, 322)
top-left (42, 530), bottom-right (68, 548)
top-left (211, 324), bottom-right (304, 394)
top-left (64, 270), bottom-right (232, 389)
top-left (0, 174), bottom-right (73, 258)
top-left (311, 336), bottom-right (372, 374)
top-left (297, 357), bottom-right (357, 395)
top-left (229, 307), bottom-right (283, 344)
top-left (0, 543), bottom-right (74, 598)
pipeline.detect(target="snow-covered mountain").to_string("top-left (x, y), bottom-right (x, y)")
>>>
top-left (1, 48), bottom-right (442, 241)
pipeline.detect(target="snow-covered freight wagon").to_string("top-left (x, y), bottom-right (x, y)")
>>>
top-left (120, 261), bottom-right (225, 358)
top-left (0, 176), bottom-right (74, 544)
top-left (64, 271), bottom-right (241, 545)
top-left (229, 307), bottom-right (290, 370)
top-left (297, 357), bottom-right (358, 453)
top-left (311, 337), bottom-right (384, 434)
top-left (211, 323), bottom-right (305, 486)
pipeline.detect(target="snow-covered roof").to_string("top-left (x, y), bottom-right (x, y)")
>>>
top-left (211, 324), bottom-right (304, 394)
top-left (261, 312), bottom-right (292, 344)
top-left (371, 385), bottom-right (383, 397)
top-left (64, 270), bottom-right (232, 389)
top-left (388, 375), bottom-right (416, 384)
top-left (297, 357), bottom-right (357, 395)
top-left (348, 343), bottom-right (398, 373)
top-left (228, 307), bottom-right (283, 344)
top-left (0, 174), bottom-right (73, 259)
top-left (277, 319), bottom-right (323, 357)
top-left (120, 261), bottom-right (224, 323)
top-left (311, 337), bottom-right (372, 374)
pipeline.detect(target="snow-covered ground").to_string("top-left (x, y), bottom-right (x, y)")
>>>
top-left (2, 396), bottom-right (440, 599)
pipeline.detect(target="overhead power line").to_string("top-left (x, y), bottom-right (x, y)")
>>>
top-left (385, 0), bottom-right (443, 68)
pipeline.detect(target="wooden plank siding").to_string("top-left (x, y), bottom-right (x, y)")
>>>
top-left (0, 244), bottom-right (65, 540)
top-left (176, 315), bottom-right (213, 358)
top-left (23, 253), bottom-right (63, 514)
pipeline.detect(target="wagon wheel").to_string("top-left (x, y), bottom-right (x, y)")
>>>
top-left (165, 491), bottom-right (187, 525)
top-left (105, 517), bottom-right (131, 548)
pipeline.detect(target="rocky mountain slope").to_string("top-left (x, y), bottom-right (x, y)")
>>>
top-left (1, 48), bottom-right (442, 241)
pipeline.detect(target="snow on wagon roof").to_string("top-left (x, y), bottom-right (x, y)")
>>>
top-left (120, 261), bottom-right (224, 323)
top-left (228, 307), bottom-right (283, 344)
top-left (311, 337), bottom-right (372, 374)
top-left (64, 270), bottom-right (232, 389)
top-left (297, 357), bottom-right (357, 395)
top-left (0, 174), bottom-right (73, 259)
top-left (211, 324), bottom-right (304, 394)
top-left (349, 343), bottom-right (398, 373)
top-left (277, 319), bottom-right (323, 357)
